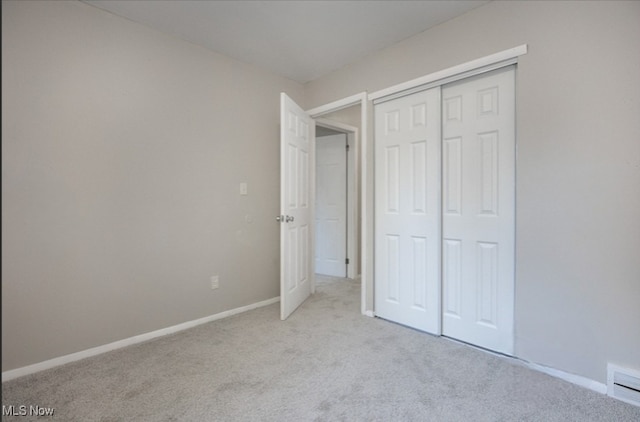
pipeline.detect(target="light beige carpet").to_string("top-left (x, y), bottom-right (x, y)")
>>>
top-left (2, 276), bottom-right (639, 421)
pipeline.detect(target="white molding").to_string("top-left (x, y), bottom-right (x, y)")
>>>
top-left (526, 361), bottom-right (607, 395)
top-left (2, 297), bottom-right (280, 382)
top-left (346, 129), bottom-right (357, 280)
top-left (360, 97), bottom-right (369, 316)
top-left (443, 336), bottom-right (608, 395)
top-left (369, 44), bottom-right (527, 103)
top-left (307, 92), bottom-right (366, 118)
top-left (315, 118), bottom-right (357, 134)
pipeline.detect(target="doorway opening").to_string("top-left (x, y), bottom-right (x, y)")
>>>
top-left (307, 94), bottom-right (367, 315)
top-left (279, 92), bottom-right (368, 320)
top-left (315, 119), bottom-right (358, 280)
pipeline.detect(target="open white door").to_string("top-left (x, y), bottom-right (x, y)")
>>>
top-left (315, 133), bottom-right (347, 278)
top-left (280, 93), bottom-right (314, 320)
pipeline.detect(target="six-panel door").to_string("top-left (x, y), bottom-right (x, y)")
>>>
top-left (316, 134), bottom-right (348, 277)
top-left (280, 93), bottom-right (313, 320)
top-left (374, 87), bottom-right (442, 334)
top-left (441, 67), bottom-right (515, 355)
top-left (373, 66), bottom-right (515, 354)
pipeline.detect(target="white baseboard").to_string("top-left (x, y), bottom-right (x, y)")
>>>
top-left (2, 296), bottom-right (280, 382)
top-left (526, 361), bottom-right (607, 394)
top-left (441, 336), bottom-right (608, 396)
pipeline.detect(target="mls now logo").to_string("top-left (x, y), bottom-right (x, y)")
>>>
top-left (2, 405), bottom-right (55, 417)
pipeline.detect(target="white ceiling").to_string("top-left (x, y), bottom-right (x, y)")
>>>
top-left (84, 0), bottom-right (489, 83)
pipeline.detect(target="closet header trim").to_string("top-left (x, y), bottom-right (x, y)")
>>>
top-left (369, 44), bottom-right (527, 105)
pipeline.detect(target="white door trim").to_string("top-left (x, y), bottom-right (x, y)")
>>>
top-left (307, 92), bottom-right (369, 316)
top-left (369, 45), bottom-right (527, 103)
top-left (316, 118), bottom-right (359, 280)
top-left (307, 93), bottom-right (367, 116)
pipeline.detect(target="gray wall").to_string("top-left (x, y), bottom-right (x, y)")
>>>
top-left (306, 0), bottom-right (640, 384)
top-left (3, 0), bottom-right (639, 388)
top-left (2, 0), bottom-right (303, 371)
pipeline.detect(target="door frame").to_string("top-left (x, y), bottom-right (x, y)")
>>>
top-left (315, 118), bottom-right (358, 280)
top-left (307, 93), bottom-right (369, 315)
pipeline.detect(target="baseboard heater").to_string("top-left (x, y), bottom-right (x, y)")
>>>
top-left (607, 364), bottom-right (640, 407)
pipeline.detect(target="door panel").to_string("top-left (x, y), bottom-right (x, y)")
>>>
top-left (441, 66), bottom-right (515, 354)
top-left (315, 134), bottom-right (347, 277)
top-left (280, 93), bottom-right (314, 320)
top-left (374, 87), bottom-right (441, 334)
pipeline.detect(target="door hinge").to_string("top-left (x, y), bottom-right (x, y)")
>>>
top-left (346, 144), bottom-right (350, 152)
top-left (345, 258), bottom-right (350, 265)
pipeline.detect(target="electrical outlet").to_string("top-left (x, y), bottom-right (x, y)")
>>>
top-left (210, 275), bottom-right (219, 290)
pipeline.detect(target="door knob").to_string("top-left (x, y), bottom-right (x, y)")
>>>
top-left (286, 215), bottom-right (295, 223)
top-left (276, 215), bottom-right (284, 223)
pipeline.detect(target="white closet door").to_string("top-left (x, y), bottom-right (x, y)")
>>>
top-left (315, 134), bottom-right (347, 277)
top-left (441, 66), bottom-right (515, 354)
top-left (374, 87), bottom-right (441, 334)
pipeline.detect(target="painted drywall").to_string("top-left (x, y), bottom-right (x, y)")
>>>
top-left (305, 1), bottom-right (640, 385)
top-left (1, 0), bottom-right (303, 371)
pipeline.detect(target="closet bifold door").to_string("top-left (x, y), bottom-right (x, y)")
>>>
top-left (374, 86), bottom-right (441, 334)
top-left (441, 66), bottom-right (515, 355)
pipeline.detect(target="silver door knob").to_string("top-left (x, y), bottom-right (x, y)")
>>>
top-left (276, 215), bottom-right (284, 223)
top-left (286, 215), bottom-right (294, 223)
